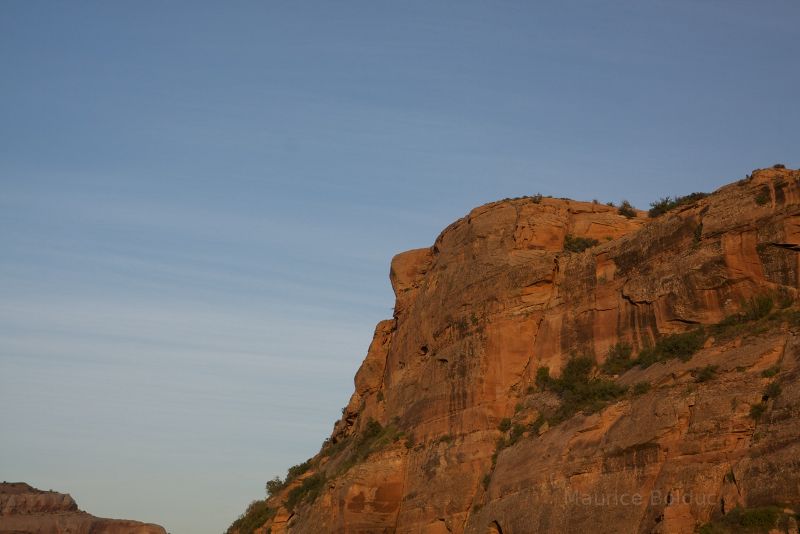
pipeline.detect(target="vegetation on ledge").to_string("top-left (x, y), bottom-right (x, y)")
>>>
top-left (564, 234), bottom-right (600, 253)
top-left (536, 356), bottom-right (628, 423)
top-left (617, 200), bottom-right (637, 218)
top-left (697, 505), bottom-right (795, 534)
top-left (225, 500), bottom-right (275, 534)
top-left (647, 192), bottom-right (708, 217)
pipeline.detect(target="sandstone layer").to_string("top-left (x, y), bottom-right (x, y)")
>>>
top-left (0, 482), bottom-right (166, 534)
top-left (232, 166), bottom-right (800, 534)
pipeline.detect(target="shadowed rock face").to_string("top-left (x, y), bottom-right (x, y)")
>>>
top-left (0, 483), bottom-right (166, 534)
top-left (234, 167), bottom-right (800, 534)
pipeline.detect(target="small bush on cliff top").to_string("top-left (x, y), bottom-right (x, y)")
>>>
top-left (265, 477), bottom-right (283, 497)
top-left (563, 234), bottom-right (600, 253)
top-left (286, 459), bottom-right (312, 483)
top-left (260, 457), bottom-right (314, 500)
top-left (647, 192), bottom-right (708, 218)
top-left (617, 200), bottom-right (637, 218)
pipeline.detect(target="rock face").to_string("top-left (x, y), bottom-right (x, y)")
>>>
top-left (0, 482), bottom-right (166, 534)
top-left (234, 166), bottom-right (800, 534)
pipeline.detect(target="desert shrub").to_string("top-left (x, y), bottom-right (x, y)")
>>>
top-left (743, 294), bottom-right (774, 321)
top-left (763, 381), bottom-right (781, 399)
top-left (696, 365), bottom-right (718, 383)
top-left (285, 459), bottom-right (312, 484)
top-left (755, 189), bottom-right (770, 205)
top-left (636, 328), bottom-right (705, 368)
top-left (535, 366), bottom-right (551, 388)
top-left (321, 436), bottom-right (349, 458)
top-left (226, 500), bottom-right (276, 534)
top-left (532, 193), bottom-right (543, 203)
top-left (617, 200), bottom-right (637, 218)
top-left (498, 418), bottom-right (512, 432)
top-left (362, 419), bottom-right (383, 440)
top-left (260, 457), bottom-right (314, 499)
top-left (632, 382), bottom-right (651, 396)
top-left (508, 423), bottom-right (526, 445)
top-left (335, 419), bottom-right (404, 474)
top-left (648, 192), bottom-right (708, 217)
top-left (761, 366), bottom-right (780, 378)
top-left (285, 473), bottom-right (326, 511)
top-left (540, 357), bottom-right (627, 422)
top-left (772, 163), bottom-right (786, 169)
top-left (564, 234), bottom-right (600, 253)
top-left (784, 309), bottom-right (800, 326)
top-left (600, 342), bottom-right (634, 375)
top-left (712, 293), bottom-right (784, 340)
top-left (528, 414), bottom-right (547, 433)
top-left (265, 477), bottom-right (283, 497)
top-left (777, 289), bottom-right (794, 309)
top-left (749, 402), bottom-right (766, 421)
top-left (698, 505), bottom-right (782, 533)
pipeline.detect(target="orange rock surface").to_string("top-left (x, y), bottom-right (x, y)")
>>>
top-left (235, 167), bottom-right (800, 534)
top-left (0, 482), bottom-right (166, 534)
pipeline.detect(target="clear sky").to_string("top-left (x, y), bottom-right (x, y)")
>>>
top-left (0, 1), bottom-right (797, 533)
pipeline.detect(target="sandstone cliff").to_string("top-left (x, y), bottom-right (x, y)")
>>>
top-left (230, 166), bottom-right (800, 534)
top-left (0, 482), bottom-right (167, 534)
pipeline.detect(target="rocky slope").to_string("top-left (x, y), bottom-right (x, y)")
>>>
top-left (230, 166), bottom-right (800, 534)
top-left (0, 482), bottom-right (166, 534)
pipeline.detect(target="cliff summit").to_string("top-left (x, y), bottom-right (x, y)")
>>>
top-left (230, 165), bottom-right (800, 534)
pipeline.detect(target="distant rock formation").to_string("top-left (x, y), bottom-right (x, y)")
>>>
top-left (229, 166), bottom-right (800, 534)
top-left (0, 482), bottom-right (166, 534)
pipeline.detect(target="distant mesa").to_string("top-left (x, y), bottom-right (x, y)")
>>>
top-left (0, 482), bottom-right (166, 534)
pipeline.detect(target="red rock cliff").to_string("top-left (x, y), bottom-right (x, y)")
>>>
top-left (0, 482), bottom-right (167, 534)
top-left (233, 166), bottom-right (800, 534)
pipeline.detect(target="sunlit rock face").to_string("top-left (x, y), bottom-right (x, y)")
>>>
top-left (0, 482), bottom-right (167, 534)
top-left (237, 167), bottom-right (800, 534)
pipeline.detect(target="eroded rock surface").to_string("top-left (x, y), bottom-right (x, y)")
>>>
top-left (233, 167), bottom-right (800, 534)
top-left (0, 482), bottom-right (166, 534)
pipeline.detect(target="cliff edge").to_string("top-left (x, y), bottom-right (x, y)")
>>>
top-left (0, 482), bottom-right (167, 534)
top-left (230, 166), bottom-right (800, 534)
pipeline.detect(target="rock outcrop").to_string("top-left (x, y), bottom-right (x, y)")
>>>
top-left (0, 482), bottom-right (166, 534)
top-left (231, 166), bottom-right (800, 534)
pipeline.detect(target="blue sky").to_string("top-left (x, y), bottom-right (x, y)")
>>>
top-left (1, 1), bottom-right (797, 533)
